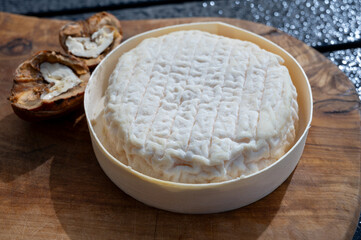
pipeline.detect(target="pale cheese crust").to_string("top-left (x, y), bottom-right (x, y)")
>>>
top-left (104, 30), bottom-right (299, 183)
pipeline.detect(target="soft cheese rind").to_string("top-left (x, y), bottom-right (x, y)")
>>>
top-left (104, 30), bottom-right (298, 183)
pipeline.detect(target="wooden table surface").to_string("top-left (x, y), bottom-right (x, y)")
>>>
top-left (0, 12), bottom-right (360, 240)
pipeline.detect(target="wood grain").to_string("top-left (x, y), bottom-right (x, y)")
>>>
top-left (0, 12), bottom-right (360, 240)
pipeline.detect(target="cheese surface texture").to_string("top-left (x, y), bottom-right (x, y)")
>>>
top-left (103, 30), bottom-right (299, 183)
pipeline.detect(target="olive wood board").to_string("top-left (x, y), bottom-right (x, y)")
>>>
top-left (0, 12), bottom-right (360, 240)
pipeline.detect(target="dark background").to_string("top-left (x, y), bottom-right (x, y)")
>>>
top-left (1, 0), bottom-right (360, 239)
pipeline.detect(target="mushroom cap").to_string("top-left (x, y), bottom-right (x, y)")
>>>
top-left (59, 12), bottom-right (123, 69)
top-left (9, 50), bottom-right (90, 121)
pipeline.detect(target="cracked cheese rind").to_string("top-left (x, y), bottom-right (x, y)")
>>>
top-left (103, 30), bottom-right (299, 183)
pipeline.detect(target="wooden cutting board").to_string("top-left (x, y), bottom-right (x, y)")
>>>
top-left (0, 12), bottom-right (360, 240)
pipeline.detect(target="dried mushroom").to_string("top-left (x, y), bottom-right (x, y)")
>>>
top-left (9, 50), bottom-right (90, 121)
top-left (59, 12), bottom-right (122, 69)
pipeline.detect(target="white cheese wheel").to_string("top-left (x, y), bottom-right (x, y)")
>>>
top-left (103, 30), bottom-right (299, 183)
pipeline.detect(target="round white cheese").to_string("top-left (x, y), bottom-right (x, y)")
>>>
top-left (104, 30), bottom-right (299, 183)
